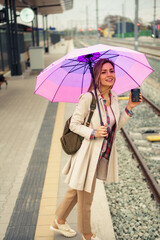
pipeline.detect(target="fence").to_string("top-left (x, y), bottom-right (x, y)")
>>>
top-left (115, 30), bottom-right (152, 38)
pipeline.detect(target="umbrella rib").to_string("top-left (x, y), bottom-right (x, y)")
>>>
top-left (94, 54), bottom-right (119, 63)
top-left (51, 63), bottom-right (85, 102)
top-left (69, 65), bottom-right (87, 73)
top-left (34, 67), bottom-right (60, 94)
top-left (62, 59), bottom-right (84, 66)
top-left (61, 60), bottom-right (85, 67)
top-left (100, 50), bottom-right (118, 58)
top-left (51, 71), bottom-right (71, 102)
top-left (62, 63), bottom-right (84, 68)
top-left (105, 54), bottom-right (119, 59)
top-left (81, 63), bottom-right (90, 94)
top-left (98, 50), bottom-right (120, 60)
top-left (115, 54), bottom-right (153, 70)
top-left (67, 58), bottom-right (83, 62)
top-left (61, 64), bottom-right (86, 72)
top-left (91, 51), bottom-right (119, 64)
top-left (99, 50), bottom-right (152, 70)
top-left (114, 62), bottom-right (140, 86)
top-left (35, 60), bottom-right (85, 94)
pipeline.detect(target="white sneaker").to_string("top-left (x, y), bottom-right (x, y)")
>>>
top-left (82, 234), bottom-right (101, 240)
top-left (50, 219), bottom-right (76, 237)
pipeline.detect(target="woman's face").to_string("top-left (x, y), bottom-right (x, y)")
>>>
top-left (99, 62), bottom-right (115, 91)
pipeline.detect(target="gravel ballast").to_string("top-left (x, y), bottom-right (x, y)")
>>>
top-left (105, 131), bottom-right (160, 240)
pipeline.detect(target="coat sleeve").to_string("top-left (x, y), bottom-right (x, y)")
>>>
top-left (111, 92), bottom-right (132, 132)
top-left (117, 110), bottom-right (131, 131)
top-left (69, 92), bottom-right (94, 140)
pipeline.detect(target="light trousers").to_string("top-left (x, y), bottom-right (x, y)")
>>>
top-left (55, 173), bottom-right (97, 234)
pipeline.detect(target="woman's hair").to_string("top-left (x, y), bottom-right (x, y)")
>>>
top-left (88, 59), bottom-right (115, 92)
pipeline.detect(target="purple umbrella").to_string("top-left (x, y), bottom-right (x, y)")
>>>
top-left (34, 44), bottom-right (153, 124)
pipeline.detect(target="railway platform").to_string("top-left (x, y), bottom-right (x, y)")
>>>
top-left (0, 40), bottom-right (115, 240)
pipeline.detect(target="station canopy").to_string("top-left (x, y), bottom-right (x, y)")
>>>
top-left (0, 0), bottom-right (73, 15)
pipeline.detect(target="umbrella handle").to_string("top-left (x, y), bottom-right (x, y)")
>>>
top-left (89, 65), bottom-right (104, 126)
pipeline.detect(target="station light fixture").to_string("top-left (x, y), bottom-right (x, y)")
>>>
top-left (0, 8), bottom-right (6, 23)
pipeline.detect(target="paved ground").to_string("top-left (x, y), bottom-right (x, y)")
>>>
top-left (0, 40), bottom-right (115, 240)
top-left (0, 42), bottom-right (67, 239)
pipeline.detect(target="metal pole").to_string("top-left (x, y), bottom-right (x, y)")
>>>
top-left (124, 0), bottom-right (126, 36)
top-left (31, 20), bottom-right (35, 46)
top-left (35, 8), bottom-right (39, 46)
top-left (122, 1), bottom-right (126, 38)
top-left (118, 16), bottom-right (120, 38)
top-left (122, 3), bottom-right (124, 38)
top-left (12, 0), bottom-right (22, 75)
top-left (9, 0), bottom-right (14, 64)
top-left (46, 15), bottom-right (49, 52)
top-left (0, 30), bottom-right (4, 71)
top-left (86, 5), bottom-right (88, 40)
top-left (134, 0), bottom-right (139, 51)
top-left (107, 15), bottom-right (110, 39)
top-left (85, 55), bottom-right (103, 126)
top-left (42, 15), bottom-right (45, 50)
top-left (4, 0), bottom-right (11, 69)
top-left (96, 0), bottom-right (99, 43)
top-left (153, 0), bottom-right (156, 45)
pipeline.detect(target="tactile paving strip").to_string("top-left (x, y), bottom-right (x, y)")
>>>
top-left (4, 102), bottom-right (58, 240)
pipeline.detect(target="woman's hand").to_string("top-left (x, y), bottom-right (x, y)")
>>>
top-left (95, 123), bottom-right (108, 138)
top-left (126, 92), bottom-right (142, 111)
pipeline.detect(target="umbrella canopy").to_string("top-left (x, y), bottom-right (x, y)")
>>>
top-left (34, 44), bottom-right (153, 103)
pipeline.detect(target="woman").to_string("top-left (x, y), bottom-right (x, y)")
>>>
top-left (50, 59), bottom-right (142, 240)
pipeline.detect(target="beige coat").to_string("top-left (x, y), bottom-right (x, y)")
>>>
top-left (62, 90), bottom-right (131, 193)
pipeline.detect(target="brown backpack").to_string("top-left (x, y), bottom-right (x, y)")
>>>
top-left (60, 92), bottom-right (96, 155)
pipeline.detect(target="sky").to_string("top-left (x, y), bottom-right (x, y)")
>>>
top-left (45, 0), bottom-right (160, 31)
top-left (1, 0), bottom-right (160, 30)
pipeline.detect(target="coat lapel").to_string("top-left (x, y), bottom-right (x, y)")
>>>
top-left (97, 90), bottom-right (120, 127)
top-left (110, 90), bottom-right (120, 127)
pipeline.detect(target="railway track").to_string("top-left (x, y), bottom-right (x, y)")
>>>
top-left (121, 95), bottom-right (160, 203)
top-left (99, 38), bottom-right (160, 58)
top-left (74, 39), bottom-right (160, 202)
top-left (80, 37), bottom-right (160, 58)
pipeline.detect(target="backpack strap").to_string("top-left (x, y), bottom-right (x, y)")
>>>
top-left (86, 92), bottom-right (96, 127)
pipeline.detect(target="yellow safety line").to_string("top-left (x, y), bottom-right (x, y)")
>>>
top-left (34, 102), bottom-right (66, 240)
top-left (118, 96), bottom-right (129, 100)
top-left (147, 135), bottom-right (160, 142)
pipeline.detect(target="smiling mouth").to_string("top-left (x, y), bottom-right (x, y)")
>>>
top-left (106, 79), bottom-right (113, 82)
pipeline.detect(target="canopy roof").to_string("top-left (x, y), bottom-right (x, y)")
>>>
top-left (0, 0), bottom-right (73, 15)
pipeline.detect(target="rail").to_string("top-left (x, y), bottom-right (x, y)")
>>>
top-left (122, 95), bottom-right (160, 203)
top-left (121, 127), bottom-right (160, 203)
